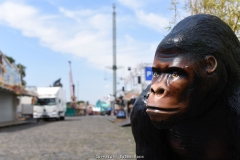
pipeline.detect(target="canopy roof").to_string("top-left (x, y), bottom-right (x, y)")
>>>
top-left (123, 90), bottom-right (140, 101)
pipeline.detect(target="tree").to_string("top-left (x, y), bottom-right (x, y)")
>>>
top-left (16, 63), bottom-right (26, 86)
top-left (5, 55), bottom-right (27, 86)
top-left (5, 55), bottom-right (15, 64)
top-left (169, 0), bottom-right (240, 38)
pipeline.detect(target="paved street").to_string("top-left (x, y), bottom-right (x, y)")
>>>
top-left (0, 116), bottom-right (136, 160)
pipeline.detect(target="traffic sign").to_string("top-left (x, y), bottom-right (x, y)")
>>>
top-left (145, 67), bottom-right (152, 80)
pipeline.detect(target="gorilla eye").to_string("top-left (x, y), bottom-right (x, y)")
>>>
top-left (171, 72), bottom-right (179, 78)
top-left (153, 72), bottom-right (159, 78)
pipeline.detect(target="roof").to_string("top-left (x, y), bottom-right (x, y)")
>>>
top-left (20, 89), bottom-right (38, 97)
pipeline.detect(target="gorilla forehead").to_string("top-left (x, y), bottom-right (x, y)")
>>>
top-left (157, 14), bottom-right (240, 58)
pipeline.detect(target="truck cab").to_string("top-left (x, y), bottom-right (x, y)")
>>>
top-left (33, 87), bottom-right (66, 121)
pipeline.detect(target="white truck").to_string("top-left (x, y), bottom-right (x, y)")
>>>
top-left (18, 96), bottom-right (34, 118)
top-left (33, 87), bottom-right (66, 121)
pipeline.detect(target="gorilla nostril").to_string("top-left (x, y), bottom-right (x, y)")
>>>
top-left (150, 88), bottom-right (155, 94)
top-left (151, 88), bottom-right (165, 95)
top-left (159, 89), bottom-right (165, 94)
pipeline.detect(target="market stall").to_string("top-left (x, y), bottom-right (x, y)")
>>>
top-left (0, 51), bottom-right (37, 123)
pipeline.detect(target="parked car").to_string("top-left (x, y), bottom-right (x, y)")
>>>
top-left (116, 109), bottom-right (126, 118)
top-left (100, 107), bottom-right (111, 116)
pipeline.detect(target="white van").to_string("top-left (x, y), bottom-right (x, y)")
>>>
top-left (33, 87), bottom-right (66, 120)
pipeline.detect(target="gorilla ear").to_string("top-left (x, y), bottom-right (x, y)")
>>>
top-left (205, 55), bottom-right (217, 74)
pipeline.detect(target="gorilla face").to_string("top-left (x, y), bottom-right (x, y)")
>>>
top-left (146, 47), bottom-right (217, 129)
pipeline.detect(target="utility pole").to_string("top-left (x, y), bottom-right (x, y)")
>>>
top-left (112, 4), bottom-right (117, 98)
top-left (77, 81), bottom-right (79, 101)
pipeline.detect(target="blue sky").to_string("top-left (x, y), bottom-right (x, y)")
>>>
top-left (0, 0), bottom-right (187, 104)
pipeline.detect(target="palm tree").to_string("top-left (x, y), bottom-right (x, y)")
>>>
top-left (5, 55), bottom-right (15, 64)
top-left (16, 63), bottom-right (26, 86)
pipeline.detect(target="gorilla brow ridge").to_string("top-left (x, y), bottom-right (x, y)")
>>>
top-left (162, 14), bottom-right (240, 77)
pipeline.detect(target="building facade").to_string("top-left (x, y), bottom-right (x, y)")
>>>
top-left (0, 51), bottom-right (22, 122)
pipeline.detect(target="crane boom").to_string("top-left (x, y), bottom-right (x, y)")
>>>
top-left (69, 61), bottom-right (76, 102)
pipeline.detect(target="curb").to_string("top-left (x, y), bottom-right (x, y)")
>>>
top-left (0, 121), bottom-right (29, 128)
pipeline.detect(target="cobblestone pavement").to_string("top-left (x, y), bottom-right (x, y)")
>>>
top-left (0, 116), bottom-right (138, 160)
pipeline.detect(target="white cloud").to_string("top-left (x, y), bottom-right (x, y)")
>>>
top-left (135, 10), bottom-right (169, 33)
top-left (0, 1), bottom-right (157, 75)
top-left (118, 0), bottom-right (169, 34)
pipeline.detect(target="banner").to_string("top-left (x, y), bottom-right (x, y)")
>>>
top-left (0, 53), bottom-right (21, 92)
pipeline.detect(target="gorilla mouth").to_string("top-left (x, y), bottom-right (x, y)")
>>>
top-left (146, 106), bottom-right (180, 112)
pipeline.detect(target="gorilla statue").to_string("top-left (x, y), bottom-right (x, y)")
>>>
top-left (131, 14), bottom-right (240, 159)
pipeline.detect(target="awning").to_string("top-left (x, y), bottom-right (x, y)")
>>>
top-left (123, 90), bottom-right (140, 101)
top-left (0, 83), bottom-right (38, 97)
top-left (0, 85), bottom-right (15, 93)
top-left (20, 90), bottom-right (38, 97)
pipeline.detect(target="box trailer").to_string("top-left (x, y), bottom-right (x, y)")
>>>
top-left (18, 96), bottom-right (34, 118)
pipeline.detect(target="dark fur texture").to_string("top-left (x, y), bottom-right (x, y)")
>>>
top-left (131, 14), bottom-right (240, 159)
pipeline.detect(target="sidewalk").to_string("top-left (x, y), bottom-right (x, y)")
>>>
top-left (107, 115), bottom-right (131, 127)
top-left (0, 120), bottom-right (28, 128)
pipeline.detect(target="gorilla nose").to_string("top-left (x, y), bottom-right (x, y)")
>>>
top-left (147, 85), bottom-right (170, 107)
top-left (150, 85), bottom-right (169, 96)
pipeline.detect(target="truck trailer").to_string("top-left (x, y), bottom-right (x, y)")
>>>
top-left (18, 96), bottom-right (34, 118)
top-left (33, 87), bottom-right (66, 120)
